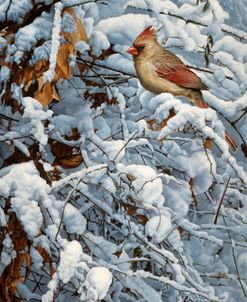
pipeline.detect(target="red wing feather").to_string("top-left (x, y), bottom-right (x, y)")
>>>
top-left (156, 65), bottom-right (207, 90)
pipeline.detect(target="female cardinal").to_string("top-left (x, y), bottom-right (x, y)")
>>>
top-left (127, 26), bottom-right (237, 150)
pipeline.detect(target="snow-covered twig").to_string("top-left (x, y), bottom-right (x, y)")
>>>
top-left (43, 2), bottom-right (63, 82)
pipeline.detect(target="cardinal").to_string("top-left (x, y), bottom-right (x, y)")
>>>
top-left (127, 26), bottom-right (237, 150)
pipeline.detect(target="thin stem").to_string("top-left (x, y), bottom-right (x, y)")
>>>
top-left (213, 177), bottom-right (231, 224)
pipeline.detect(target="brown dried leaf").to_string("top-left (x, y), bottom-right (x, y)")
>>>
top-left (3, 7), bottom-right (88, 108)
top-left (89, 92), bottom-right (118, 108)
top-left (64, 128), bottom-right (81, 141)
top-left (54, 7), bottom-right (88, 80)
top-left (147, 109), bottom-right (175, 131)
top-left (34, 80), bottom-right (54, 106)
top-left (56, 154), bottom-right (84, 169)
top-left (0, 212), bottom-right (30, 302)
top-left (50, 140), bottom-right (74, 158)
top-left (127, 204), bottom-right (137, 215)
top-left (127, 173), bottom-right (137, 182)
top-left (114, 251), bottom-right (123, 258)
top-left (189, 178), bottom-right (197, 204)
top-left (36, 246), bottom-right (55, 277)
top-left (204, 137), bottom-right (213, 149)
top-left (136, 214), bottom-right (148, 225)
top-left (55, 43), bottom-right (74, 79)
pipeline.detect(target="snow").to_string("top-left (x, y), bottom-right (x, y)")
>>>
top-left (90, 30), bottom-right (110, 57)
top-left (0, 162), bottom-right (45, 237)
top-left (164, 180), bottom-right (191, 218)
top-left (0, 207), bottom-right (7, 227)
top-left (13, 12), bottom-right (53, 56)
top-left (238, 252), bottom-right (247, 278)
top-left (17, 283), bottom-right (41, 302)
top-left (0, 0), bottom-right (32, 24)
top-left (76, 40), bottom-right (90, 54)
top-left (58, 240), bottom-right (82, 283)
top-left (62, 12), bottom-right (76, 33)
top-left (63, 203), bottom-right (87, 235)
top-left (123, 276), bottom-right (163, 302)
top-left (0, 66), bottom-right (10, 82)
top-left (214, 51), bottom-right (247, 89)
top-left (213, 36), bottom-right (247, 62)
top-left (30, 246), bottom-right (43, 270)
top-left (84, 267), bottom-right (112, 301)
top-left (117, 164), bottom-right (164, 208)
top-left (145, 210), bottom-right (172, 242)
top-left (104, 53), bottom-right (135, 75)
top-left (162, 139), bottom-right (216, 194)
top-left (22, 97), bottom-right (53, 145)
top-left (97, 14), bottom-right (153, 45)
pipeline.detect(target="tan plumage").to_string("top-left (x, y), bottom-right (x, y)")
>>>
top-left (127, 26), bottom-right (237, 150)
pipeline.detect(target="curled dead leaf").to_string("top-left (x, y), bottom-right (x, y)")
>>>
top-left (55, 154), bottom-right (84, 169)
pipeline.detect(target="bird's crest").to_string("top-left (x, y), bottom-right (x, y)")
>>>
top-left (136, 26), bottom-right (156, 41)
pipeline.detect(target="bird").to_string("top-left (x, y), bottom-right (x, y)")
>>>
top-left (127, 26), bottom-right (237, 151)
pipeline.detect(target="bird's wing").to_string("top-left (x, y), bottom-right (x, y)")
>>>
top-left (154, 50), bottom-right (207, 90)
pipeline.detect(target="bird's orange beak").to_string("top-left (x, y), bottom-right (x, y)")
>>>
top-left (127, 45), bottom-right (138, 56)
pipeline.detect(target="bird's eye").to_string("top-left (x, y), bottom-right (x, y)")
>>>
top-left (137, 45), bottom-right (145, 52)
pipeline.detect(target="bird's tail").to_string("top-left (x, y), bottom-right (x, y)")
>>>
top-left (194, 97), bottom-right (209, 109)
top-left (193, 94), bottom-right (237, 151)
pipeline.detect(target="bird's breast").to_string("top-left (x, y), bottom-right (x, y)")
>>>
top-left (135, 59), bottom-right (191, 97)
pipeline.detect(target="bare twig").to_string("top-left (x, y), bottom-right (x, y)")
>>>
top-left (213, 177), bottom-right (231, 224)
top-left (113, 130), bottom-right (138, 161)
top-left (0, 113), bottom-right (18, 122)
